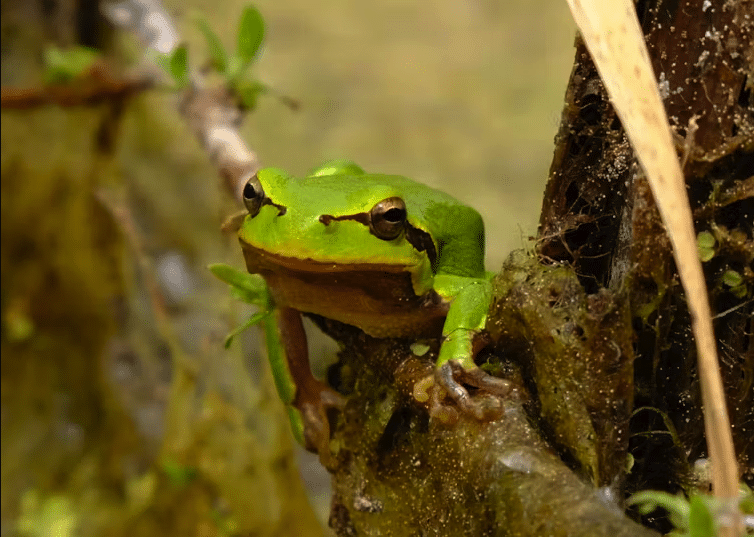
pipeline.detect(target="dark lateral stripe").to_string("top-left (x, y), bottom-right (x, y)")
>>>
top-left (405, 223), bottom-right (437, 270)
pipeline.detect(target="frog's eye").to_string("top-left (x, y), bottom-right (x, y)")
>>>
top-left (369, 197), bottom-right (407, 240)
top-left (242, 174), bottom-right (266, 217)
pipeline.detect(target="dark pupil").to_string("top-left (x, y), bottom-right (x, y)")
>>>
top-left (383, 208), bottom-right (405, 223)
top-left (243, 182), bottom-right (258, 200)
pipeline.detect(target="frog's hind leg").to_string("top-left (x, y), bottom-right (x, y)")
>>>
top-left (271, 307), bottom-right (345, 458)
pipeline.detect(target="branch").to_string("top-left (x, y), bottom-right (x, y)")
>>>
top-left (101, 0), bottom-right (260, 199)
top-left (325, 253), bottom-right (658, 535)
top-left (0, 67), bottom-right (152, 109)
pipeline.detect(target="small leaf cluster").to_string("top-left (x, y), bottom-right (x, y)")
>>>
top-left (696, 231), bottom-right (716, 263)
top-left (697, 230), bottom-right (749, 299)
top-left (160, 5), bottom-right (268, 109)
top-left (720, 269), bottom-right (747, 298)
top-left (628, 486), bottom-right (753, 537)
top-left (208, 263), bottom-right (272, 348)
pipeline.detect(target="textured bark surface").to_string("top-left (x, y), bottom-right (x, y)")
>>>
top-left (537, 0), bottom-right (753, 524)
top-left (321, 290), bottom-right (655, 536)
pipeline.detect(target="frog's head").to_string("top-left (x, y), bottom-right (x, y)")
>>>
top-left (238, 167), bottom-right (440, 294)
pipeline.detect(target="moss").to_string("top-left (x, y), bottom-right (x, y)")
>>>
top-left (319, 251), bottom-right (651, 535)
top-left (487, 250), bottom-right (635, 486)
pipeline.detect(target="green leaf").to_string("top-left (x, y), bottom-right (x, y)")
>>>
top-left (698, 245), bottom-right (715, 262)
top-left (208, 263), bottom-right (269, 306)
top-left (209, 265), bottom-right (271, 346)
top-left (740, 483), bottom-right (754, 514)
top-left (236, 80), bottom-right (268, 110)
top-left (697, 231), bottom-right (716, 262)
top-left (721, 269), bottom-right (747, 298)
top-left (687, 495), bottom-right (716, 537)
top-left (161, 457), bottom-right (197, 488)
top-left (225, 55), bottom-right (243, 81)
top-left (732, 285), bottom-right (747, 298)
top-left (721, 270), bottom-right (743, 288)
top-left (43, 46), bottom-right (99, 84)
top-left (720, 270), bottom-right (747, 298)
top-left (697, 231), bottom-right (716, 248)
top-left (168, 45), bottom-right (189, 88)
top-left (628, 491), bottom-right (690, 531)
top-left (237, 5), bottom-right (265, 66)
top-left (224, 311), bottom-right (269, 348)
top-left (229, 285), bottom-right (268, 306)
top-left (209, 263), bottom-right (263, 291)
top-left (196, 16), bottom-right (227, 73)
top-left (209, 263), bottom-right (246, 285)
top-left (625, 452), bottom-right (635, 474)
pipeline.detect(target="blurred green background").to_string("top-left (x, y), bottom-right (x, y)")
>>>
top-left (1, 0), bottom-right (575, 535)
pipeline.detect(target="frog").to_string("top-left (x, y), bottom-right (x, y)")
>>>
top-left (226, 160), bottom-right (513, 455)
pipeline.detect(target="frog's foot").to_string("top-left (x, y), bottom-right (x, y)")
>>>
top-left (413, 361), bottom-right (515, 423)
top-left (296, 383), bottom-right (346, 458)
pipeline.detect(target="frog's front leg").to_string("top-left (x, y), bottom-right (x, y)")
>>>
top-left (414, 277), bottom-right (516, 422)
top-left (264, 306), bottom-right (345, 456)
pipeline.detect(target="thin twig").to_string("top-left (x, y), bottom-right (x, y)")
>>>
top-left (0, 68), bottom-right (152, 109)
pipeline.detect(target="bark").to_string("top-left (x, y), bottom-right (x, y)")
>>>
top-left (323, 253), bottom-right (655, 536)
top-left (537, 0), bottom-right (753, 499)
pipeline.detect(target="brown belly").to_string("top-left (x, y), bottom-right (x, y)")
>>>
top-left (242, 244), bottom-right (448, 338)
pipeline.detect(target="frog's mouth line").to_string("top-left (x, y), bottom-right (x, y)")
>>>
top-left (239, 241), bottom-right (415, 275)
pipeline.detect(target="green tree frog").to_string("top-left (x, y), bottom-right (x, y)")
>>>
top-left (230, 161), bottom-right (511, 454)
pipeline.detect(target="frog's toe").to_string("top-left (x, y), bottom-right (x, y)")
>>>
top-left (435, 361), bottom-right (515, 421)
top-left (297, 385), bottom-right (346, 459)
top-left (446, 361), bottom-right (516, 397)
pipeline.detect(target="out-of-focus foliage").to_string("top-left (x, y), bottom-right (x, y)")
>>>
top-left (43, 46), bottom-right (100, 84)
top-left (629, 486), bottom-right (754, 537)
